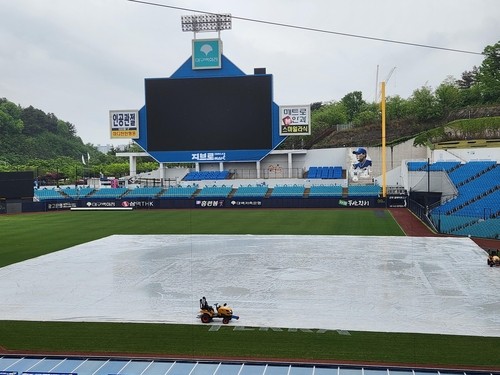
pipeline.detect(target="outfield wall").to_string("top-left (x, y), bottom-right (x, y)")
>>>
top-left (20, 195), bottom-right (408, 213)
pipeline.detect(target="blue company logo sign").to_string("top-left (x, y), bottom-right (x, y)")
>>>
top-left (192, 39), bottom-right (221, 69)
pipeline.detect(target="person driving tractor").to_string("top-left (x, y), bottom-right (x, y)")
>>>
top-left (200, 296), bottom-right (213, 311)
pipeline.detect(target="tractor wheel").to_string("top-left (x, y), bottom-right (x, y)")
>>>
top-left (222, 317), bottom-right (230, 324)
top-left (201, 313), bottom-right (212, 323)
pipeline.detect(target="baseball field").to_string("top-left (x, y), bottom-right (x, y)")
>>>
top-left (0, 209), bottom-right (498, 369)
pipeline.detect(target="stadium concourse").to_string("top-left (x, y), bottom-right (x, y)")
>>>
top-left (0, 220), bottom-right (499, 338)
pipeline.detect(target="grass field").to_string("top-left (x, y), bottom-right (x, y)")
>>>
top-left (0, 209), bottom-right (499, 368)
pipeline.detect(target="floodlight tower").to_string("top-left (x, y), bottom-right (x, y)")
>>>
top-left (181, 13), bottom-right (232, 38)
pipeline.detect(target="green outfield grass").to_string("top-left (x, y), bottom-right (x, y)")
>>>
top-left (0, 209), bottom-right (403, 267)
top-left (0, 209), bottom-right (499, 368)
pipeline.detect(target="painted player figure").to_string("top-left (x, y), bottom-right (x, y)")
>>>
top-left (351, 147), bottom-right (372, 181)
top-left (352, 147), bottom-right (372, 170)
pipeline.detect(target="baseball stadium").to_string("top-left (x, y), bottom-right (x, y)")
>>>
top-left (1, 12), bottom-right (500, 375)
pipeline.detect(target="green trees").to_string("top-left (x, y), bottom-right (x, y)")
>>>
top-left (299, 40), bottom-right (500, 148)
top-left (476, 41), bottom-right (500, 103)
top-left (435, 77), bottom-right (463, 117)
top-left (408, 85), bottom-right (441, 121)
top-left (0, 100), bottom-right (24, 134)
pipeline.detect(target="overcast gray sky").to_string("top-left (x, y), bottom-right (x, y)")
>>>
top-left (1, 0), bottom-right (498, 146)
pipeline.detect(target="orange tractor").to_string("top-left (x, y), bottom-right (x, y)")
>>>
top-left (198, 296), bottom-right (239, 324)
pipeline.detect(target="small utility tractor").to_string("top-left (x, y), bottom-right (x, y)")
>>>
top-left (488, 254), bottom-right (500, 267)
top-left (198, 296), bottom-right (239, 324)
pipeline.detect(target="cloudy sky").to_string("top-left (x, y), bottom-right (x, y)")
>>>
top-left (1, 0), bottom-right (498, 146)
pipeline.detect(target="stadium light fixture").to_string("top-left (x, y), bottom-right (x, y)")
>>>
top-left (181, 13), bottom-right (232, 35)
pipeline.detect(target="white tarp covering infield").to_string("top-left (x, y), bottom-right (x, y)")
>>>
top-left (0, 235), bottom-right (499, 337)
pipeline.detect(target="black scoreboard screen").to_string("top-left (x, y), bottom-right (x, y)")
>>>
top-left (0, 172), bottom-right (34, 199)
top-left (145, 75), bottom-right (273, 152)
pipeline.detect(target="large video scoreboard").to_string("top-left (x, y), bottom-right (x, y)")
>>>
top-left (145, 75), bottom-right (273, 152)
top-left (134, 55), bottom-right (285, 163)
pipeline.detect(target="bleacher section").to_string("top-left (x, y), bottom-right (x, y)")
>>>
top-left (407, 161), bottom-right (428, 171)
top-left (270, 185), bottom-right (305, 197)
top-left (452, 217), bottom-right (500, 238)
top-left (160, 186), bottom-right (198, 198)
top-left (232, 185), bottom-right (268, 198)
top-left (447, 160), bottom-right (496, 185)
top-left (432, 164), bottom-right (499, 216)
top-left (184, 171), bottom-right (230, 181)
top-left (63, 187), bottom-right (95, 199)
top-left (430, 162), bottom-right (499, 237)
top-left (347, 185), bottom-right (381, 197)
top-left (197, 185), bottom-right (233, 198)
top-left (307, 166), bottom-right (342, 179)
top-left (124, 187), bottom-right (163, 198)
top-left (308, 184), bottom-right (343, 197)
top-left (90, 187), bottom-right (128, 199)
top-left (428, 161), bottom-right (461, 172)
top-left (34, 188), bottom-right (65, 200)
top-left (407, 160), bottom-right (461, 172)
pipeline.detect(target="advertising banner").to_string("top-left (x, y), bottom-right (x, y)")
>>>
top-left (192, 39), bottom-right (222, 70)
top-left (279, 105), bottom-right (311, 136)
top-left (109, 110), bottom-right (139, 139)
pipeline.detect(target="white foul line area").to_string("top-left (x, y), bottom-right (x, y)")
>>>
top-left (0, 234), bottom-right (498, 337)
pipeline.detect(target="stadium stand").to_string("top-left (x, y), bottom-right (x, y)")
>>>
top-left (447, 160), bottom-right (496, 185)
top-left (90, 187), bottom-right (128, 199)
top-left (233, 185), bottom-right (269, 198)
top-left (308, 184), bottom-right (343, 197)
top-left (2, 355), bottom-right (490, 375)
top-left (452, 217), bottom-right (500, 238)
top-left (34, 188), bottom-right (65, 200)
top-left (124, 187), bottom-right (163, 198)
top-left (432, 164), bottom-right (499, 215)
top-left (430, 162), bottom-right (499, 237)
top-left (407, 161), bottom-right (428, 171)
top-left (63, 187), bottom-right (95, 199)
top-left (197, 185), bottom-right (233, 198)
top-left (408, 160), bottom-right (461, 172)
top-left (160, 185), bottom-right (198, 198)
top-left (427, 161), bottom-right (461, 172)
top-left (270, 184), bottom-right (305, 197)
top-left (347, 185), bottom-right (381, 197)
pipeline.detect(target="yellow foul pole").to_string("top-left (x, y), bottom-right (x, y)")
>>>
top-left (381, 81), bottom-right (387, 198)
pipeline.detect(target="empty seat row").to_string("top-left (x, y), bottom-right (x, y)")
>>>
top-left (308, 185), bottom-right (343, 197)
top-left (347, 185), bottom-right (381, 196)
top-left (271, 185), bottom-right (305, 197)
top-left (233, 185), bottom-right (268, 198)
top-left (197, 186), bottom-right (233, 198)
top-left (125, 187), bottom-right (163, 198)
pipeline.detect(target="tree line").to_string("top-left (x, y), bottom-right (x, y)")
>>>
top-left (283, 40), bottom-right (500, 149)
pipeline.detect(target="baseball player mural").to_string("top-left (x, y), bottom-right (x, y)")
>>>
top-left (350, 147), bottom-right (372, 182)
